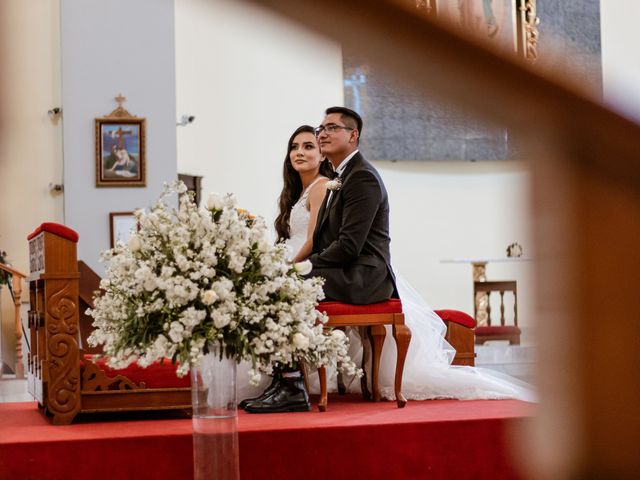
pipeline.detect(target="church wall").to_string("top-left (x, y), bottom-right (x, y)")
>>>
top-left (600, 1), bottom-right (640, 122)
top-left (60, 0), bottom-right (178, 276)
top-left (379, 160), bottom-right (534, 321)
top-left (175, 0), bottom-right (343, 222)
top-left (0, 0), bottom-right (64, 372)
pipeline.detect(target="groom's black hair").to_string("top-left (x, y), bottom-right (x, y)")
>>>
top-left (325, 106), bottom-right (363, 138)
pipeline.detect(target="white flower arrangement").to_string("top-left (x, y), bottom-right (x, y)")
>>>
top-left (88, 181), bottom-right (359, 382)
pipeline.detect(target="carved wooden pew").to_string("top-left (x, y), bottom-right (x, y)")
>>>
top-left (26, 222), bottom-right (190, 425)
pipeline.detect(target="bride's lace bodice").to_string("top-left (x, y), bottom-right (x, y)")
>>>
top-left (285, 178), bottom-right (323, 258)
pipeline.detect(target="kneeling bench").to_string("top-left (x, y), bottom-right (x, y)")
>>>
top-left (315, 299), bottom-right (411, 412)
top-left (79, 355), bottom-right (190, 413)
top-left (27, 222), bottom-right (191, 424)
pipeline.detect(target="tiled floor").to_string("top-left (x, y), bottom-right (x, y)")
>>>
top-left (0, 375), bottom-right (31, 402)
top-left (0, 341), bottom-right (537, 404)
top-left (476, 343), bottom-right (537, 383)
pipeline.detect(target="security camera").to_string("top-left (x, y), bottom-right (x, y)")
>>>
top-left (48, 107), bottom-right (61, 117)
top-left (177, 115), bottom-right (195, 126)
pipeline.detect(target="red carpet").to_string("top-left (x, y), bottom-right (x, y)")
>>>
top-left (0, 395), bottom-right (533, 479)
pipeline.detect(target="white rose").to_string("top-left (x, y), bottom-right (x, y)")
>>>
top-left (168, 321), bottom-right (185, 343)
top-left (128, 234), bottom-right (142, 252)
top-left (294, 260), bottom-right (312, 276)
top-left (331, 329), bottom-right (346, 340)
top-left (201, 289), bottom-right (218, 305)
top-left (292, 332), bottom-right (310, 350)
top-left (206, 193), bottom-right (224, 211)
top-left (212, 312), bottom-right (231, 329)
top-left (258, 240), bottom-right (271, 253)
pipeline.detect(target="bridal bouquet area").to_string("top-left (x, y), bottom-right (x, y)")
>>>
top-left (88, 181), bottom-right (358, 383)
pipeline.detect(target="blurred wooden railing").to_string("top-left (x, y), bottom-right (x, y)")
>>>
top-left (0, 262), bottom-right (26, 379)
top-left (245, 0), bottom-right (640, 478)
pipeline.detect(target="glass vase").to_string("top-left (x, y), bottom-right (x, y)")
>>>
top-left (191, 344), bottom-right (240, 480)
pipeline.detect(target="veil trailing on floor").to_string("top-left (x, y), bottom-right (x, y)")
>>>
top-left (237, 272), bottom-right (536, 403)
top-left (372, 275), bottom-right (536, 402)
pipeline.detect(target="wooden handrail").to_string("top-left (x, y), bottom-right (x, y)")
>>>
top-left (0, 262), bottom-right (26, 378)
top-left (0, 262), bottom-right (26, 279)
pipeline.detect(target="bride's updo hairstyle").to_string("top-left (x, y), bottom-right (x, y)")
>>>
top-left (275, 125), bottom-right (334, 241)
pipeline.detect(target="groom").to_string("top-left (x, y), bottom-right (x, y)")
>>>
top-left (308, 107), bottom-right (397, 303)
top-left (244, 107), bottom-right (397, 414)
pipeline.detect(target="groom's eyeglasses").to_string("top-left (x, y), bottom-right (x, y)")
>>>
top-left (314, 124), bottom-right (354, 136)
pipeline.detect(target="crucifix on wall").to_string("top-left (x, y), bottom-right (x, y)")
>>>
top-left (112, 126), bottom-right (133, 149)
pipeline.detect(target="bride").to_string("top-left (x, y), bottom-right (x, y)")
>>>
top-left (239, 124), bottom-right (535, 404)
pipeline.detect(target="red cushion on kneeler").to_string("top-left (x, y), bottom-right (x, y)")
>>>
top-left (317, 298), bottom-right (403, 316)
top-left (435, 309), bottom-right (477, 329)
top-left (83, 355), bottom-right (190, 389)
top-left (27, 222), bottom-right (79, 242)
top-left (475, 326), bottom-right (521, 335)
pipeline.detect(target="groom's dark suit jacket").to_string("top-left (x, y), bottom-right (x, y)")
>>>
top-left (308, 152), bottom-right (397, 304)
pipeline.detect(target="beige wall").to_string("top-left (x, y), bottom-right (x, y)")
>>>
top-left (175, 0), bottom-right (344, 221)
top-left (601, 1), bottom-right (640, 120)
top-left (0, 0), bottom-right (63, 372)
top-left (379, 160), bottom-right (533, 318)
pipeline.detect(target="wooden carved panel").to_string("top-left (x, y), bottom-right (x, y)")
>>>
top-left (45, 280), bottom-right (81, 424)
top-left (82, 359), bottom-right (145, 391)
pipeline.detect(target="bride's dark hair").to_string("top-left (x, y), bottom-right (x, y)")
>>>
top-left (274, 125), bottom-right (334, 241)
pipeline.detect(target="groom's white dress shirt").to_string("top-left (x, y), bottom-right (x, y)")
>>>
top-left (327, 149), bottom-right (359, 206)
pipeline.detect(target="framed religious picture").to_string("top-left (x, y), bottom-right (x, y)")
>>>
top-left (109, 211), bottom-right (138, 248)
top-left (436, 0), bottom-right (516, 54)
top-left (420, 0), bottom-right (539, 61)
top-left (96, 94), bottom-right (146, 187)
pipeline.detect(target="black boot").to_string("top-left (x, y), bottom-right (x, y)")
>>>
top-left (239, 372), bottom-right (282, 409)
top-left (244, 373), bottom-right (310, 413)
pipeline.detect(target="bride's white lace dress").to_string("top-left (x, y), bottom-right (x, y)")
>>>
top-left (238, 180), bottom-right (536, 402)
top-left (283, 177), bottom-right (320, 258)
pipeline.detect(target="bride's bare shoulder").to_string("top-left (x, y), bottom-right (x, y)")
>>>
top-left (314, 176), bottom-right (330, 187)
top-left (307, 176), bottom-right (330, 208)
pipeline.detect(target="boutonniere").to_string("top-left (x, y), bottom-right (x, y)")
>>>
top-left (326, 178), bottom-right (342, 191)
